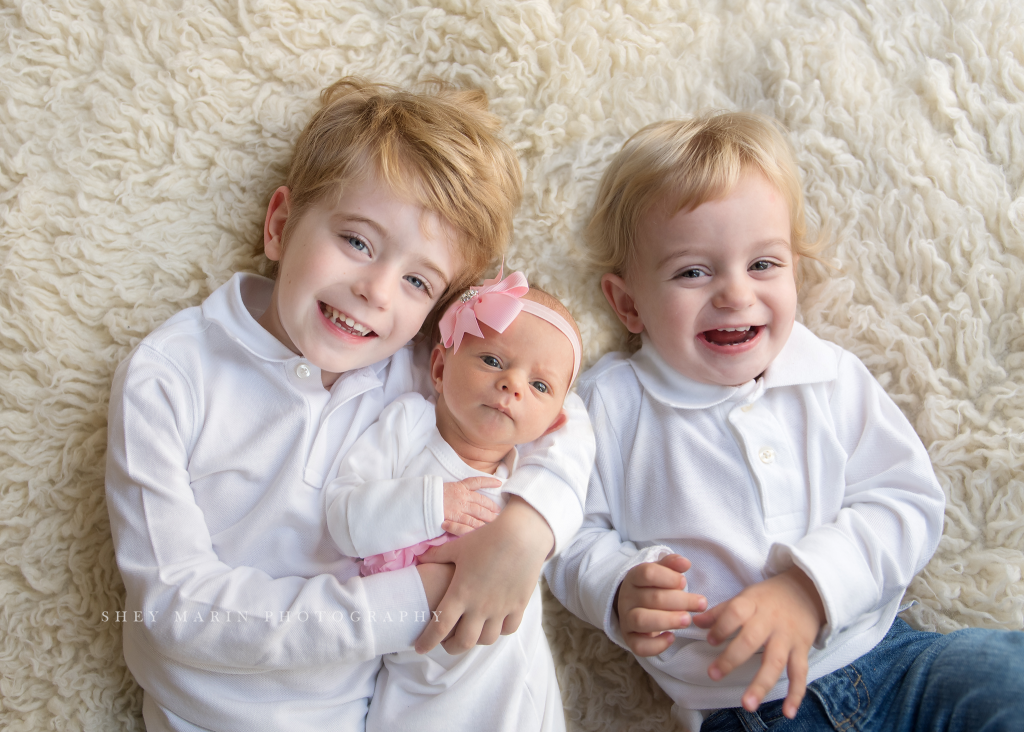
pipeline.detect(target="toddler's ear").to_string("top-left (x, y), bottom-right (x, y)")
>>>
top-left (541, 409), bottom-right (568, 438)
top-left (429, 343), bottom-right (447, 395)
top-left (264, 186), bottom-right (292, 261)
top-left (601, 273), bottom-right (645, 334)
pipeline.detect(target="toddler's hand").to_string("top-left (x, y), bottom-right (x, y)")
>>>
top-left (414, 496), bottom-right (550, 655)
top-left (692, 566), bottom-right (825, 719)
top-left (442, 476), bottom-right (501, 536)
top-left (616, 554), bottom-right (707, 656)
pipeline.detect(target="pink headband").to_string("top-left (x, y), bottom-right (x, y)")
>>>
top-left (438, 267), bottom-right (582, 385)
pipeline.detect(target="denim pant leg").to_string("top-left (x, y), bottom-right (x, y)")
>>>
top-left (701, 617), bottom-right (1024, 732)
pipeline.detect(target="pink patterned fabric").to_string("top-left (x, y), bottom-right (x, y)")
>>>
top-left (359, 532), bottom-right (458, 576)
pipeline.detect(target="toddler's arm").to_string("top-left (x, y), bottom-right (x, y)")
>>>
top-left (616, 555), bottom-right (707, 656)
top-left (413, 391), bottom-right (596, 653)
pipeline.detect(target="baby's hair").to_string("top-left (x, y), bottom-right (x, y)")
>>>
top-left (586, 111), bottom-right (822, 279)
top-left (279, 77), bottom-right (523, 304)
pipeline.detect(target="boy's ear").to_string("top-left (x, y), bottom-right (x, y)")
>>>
top-left (541, 408), bottom-right (569, 438)
top-left (601, 273), bottom-right (645, 334)
top-left (264, 186), bottom-right (291, 262)
top-left (429, 343), bottom-right (447, 395)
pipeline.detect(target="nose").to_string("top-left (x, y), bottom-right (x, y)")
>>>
top-left (352, 263), bottom-right (395, 309)
top-left (711, 270), bottom-right (756, 310)
top-left (498, 371), bottom-right (525, 400)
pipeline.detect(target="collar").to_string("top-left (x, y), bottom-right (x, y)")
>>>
top-left (426, 427), bottom-right (519, 481)
top-left (202, 272), bottom-right (394, 384)
top-left (630, 322), bottom-right (837, 409)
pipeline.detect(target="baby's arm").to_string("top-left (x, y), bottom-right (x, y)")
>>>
top-left (324, 394), bottom-right (499, 558)
top-left (414, 390), bottom-right (596, 653)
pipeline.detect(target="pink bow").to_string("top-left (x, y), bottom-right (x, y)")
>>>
top-left (439, 266), bottom-right (529, 352)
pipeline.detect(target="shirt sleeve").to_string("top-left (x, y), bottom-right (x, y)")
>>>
top-left (502, 390), bottom-right (596, 555)
top-left (544, 384), bottom-right (673, 648)
top-left (323, 394), bottom-right (445, 557)
top-left (105, 348), bottom-right (430, 672)
top-left (766, 352), bottom-right (946, 645)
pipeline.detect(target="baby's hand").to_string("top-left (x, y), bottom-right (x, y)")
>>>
top-left (616, 554), bottom-right (707, 656)
top-left (692, 566), bottom-right (826, 719)
top-left (442, 477), bottom-right (501, 536)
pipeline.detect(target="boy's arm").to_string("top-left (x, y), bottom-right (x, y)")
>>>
top-left (764, 353), bottom-right (946, 644)
top-left (106, 351), bottom-right (430, 672)
top-left (413, 390), bottom-right (597, 652)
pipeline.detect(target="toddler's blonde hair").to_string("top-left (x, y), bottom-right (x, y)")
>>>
top-left (586, 111), bottom-right (821, 279)
top-left (279, 77), bottom-right (523, 309)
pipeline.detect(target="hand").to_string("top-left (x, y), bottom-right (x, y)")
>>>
top-left (442, 476), bottom-right (502, 536)
top-left (616, 555), bottom-right (707, 656)
top-left (692, 566), bottom-right (826, 719)
top-left (416, 562), bottom-right (455, 611)
top-left (414, 496), bottom-right (552, 654)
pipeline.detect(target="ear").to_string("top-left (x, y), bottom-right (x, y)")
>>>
top-left (540, 408), bottom-right (569, 438)
top-left (601, 272), bottom-right (645, 334)
top-left (264, 186), bottom-right (292, 262)
top-left (429, 343), bottom-right (447, 395)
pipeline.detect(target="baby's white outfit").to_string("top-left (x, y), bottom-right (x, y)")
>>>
top-left (546, 324), bottom-right (945, 720)
top-left (105, 273), bottom-right (593, 732)
top-left (325, 393), bottom-right (567, 732)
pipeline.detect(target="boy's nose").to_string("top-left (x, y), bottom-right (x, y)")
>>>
top-left (353, 265), bottom-right (395, 308)
top-left (712, 273), bottom-right (756, 309)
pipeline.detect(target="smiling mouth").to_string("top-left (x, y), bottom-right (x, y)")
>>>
top-left (320, 302), bottom-right (375, 337)
top-left (701, 325), bottom-right (762, 346)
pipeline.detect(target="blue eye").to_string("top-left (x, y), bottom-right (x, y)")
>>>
top-left (678, 268), bottom-right (705, 279)
top-left (481, 355), bottom-right (501, 368)
top-left (531, 381), bottom-right (549, 394)
top-left (347, 235), bottom-right (368, 252)
top-left (405, 275), bottom-right (429, 293)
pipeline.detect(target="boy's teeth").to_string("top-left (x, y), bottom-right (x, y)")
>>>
top-left (718, 326), bottom-right (751, 332)
top-left (323, 304), bottom-right (371, 335)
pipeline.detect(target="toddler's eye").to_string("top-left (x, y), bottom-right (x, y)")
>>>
top-left (481, 355), bottom-right (501, 368)
top-left (531, 381), bottom-right (549, 394)
top-left (678, 268), bottom-right (705, 279)
top-left (750, 260), bottom-right (774, 271)
top-left (346, 235), bottom-right (368, 252)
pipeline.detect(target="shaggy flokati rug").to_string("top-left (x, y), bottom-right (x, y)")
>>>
top-left (2, 0), bottom-right (1022, 729)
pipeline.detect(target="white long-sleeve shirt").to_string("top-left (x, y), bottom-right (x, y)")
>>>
top-left (324, 393), bottom-right (573, 732)
top-left (105, 273), bottom-right (593, 732)
top-left (545, 323), bottom-right (945, 713)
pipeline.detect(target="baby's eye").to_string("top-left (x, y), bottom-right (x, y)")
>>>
top-left (750, 260), bottom-right (775, 272)
top-left (405, 275), bottom-right (430, 294)
top-left (531, 381), bottom-right (549, 394)
top-left (481, 355), bottom-right (501, 368)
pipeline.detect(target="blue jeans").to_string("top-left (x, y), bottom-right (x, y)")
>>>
top-left (701, 617), bottom-right (1024, 732)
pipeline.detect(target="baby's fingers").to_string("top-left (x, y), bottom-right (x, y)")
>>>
top-left (621, 605), bottom-right (693, 636)
top-left (625, 630), bottom-right (677, 657)
top-left (460, 476), bottom-right (502, 492)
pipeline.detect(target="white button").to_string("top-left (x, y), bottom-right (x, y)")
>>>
top-left (758, 448), bottom-right (775, 464)
top-left (295, 364), bottom-right (311, 379)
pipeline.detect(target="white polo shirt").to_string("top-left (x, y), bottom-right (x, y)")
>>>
top-left (106, 273), bottom-right (593, 732)
top-left (546, 323), bottom-right (945, 713)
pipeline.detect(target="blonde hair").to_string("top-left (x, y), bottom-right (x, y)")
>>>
top-left (586, 111), bottom-right (821, 278)
top-left (279, 77), bottom-right (523, 309)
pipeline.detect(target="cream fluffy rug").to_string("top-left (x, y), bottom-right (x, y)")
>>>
top-left (2, 0), bottom-right (1022, 729)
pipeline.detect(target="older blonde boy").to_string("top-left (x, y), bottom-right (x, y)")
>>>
top-left (106, 79), bottom-right (593, 732)
top-left (547, 112), bottom-right (1024, 731)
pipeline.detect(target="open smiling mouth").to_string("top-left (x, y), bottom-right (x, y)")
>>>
top-left (700, 325), bottom-right (762, 346)
top-left (320, 302), bottom-right (375, 338)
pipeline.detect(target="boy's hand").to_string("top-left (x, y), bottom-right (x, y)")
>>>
top-left (442, 477), bottom-right (501, 536)
top-left (616, 554), bottom-right (707, 656)
top-left (692, 566), bottom-right (826, 719)
top-left (416, 562), bottom-right (456, 611)
top-left (414, 496), bottom-right (550, 655)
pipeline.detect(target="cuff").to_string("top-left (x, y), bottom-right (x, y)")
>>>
top-left (501, 464), bottom-right (584, 556)
top-left (360, 565), bottom-right (433, 656)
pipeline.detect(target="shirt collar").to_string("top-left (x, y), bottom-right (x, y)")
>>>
top-left (202, 272), bottom-right (394, 382)
top-left (630, 322), bottom-right (837, 409)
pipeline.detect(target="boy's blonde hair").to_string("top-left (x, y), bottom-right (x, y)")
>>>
top-left (280, 77), bottom-right (523, 310)
top-left (586, 111), bottom-right (820, 278)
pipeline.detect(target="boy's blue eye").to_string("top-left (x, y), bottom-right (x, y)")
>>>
top-left (678, 268), bottom-right (704, 279)
top-left (531, 381), bottom-right (549, 394)
top-left (347, 236), bottom-right (368, 252)
top-left (481, 355), bottom-right (501, 368)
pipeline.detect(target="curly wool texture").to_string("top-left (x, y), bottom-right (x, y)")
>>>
top-left (1, 1), bottom-right (1022, 729)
